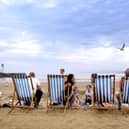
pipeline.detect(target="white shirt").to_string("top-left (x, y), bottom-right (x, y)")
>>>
top-left (85, 90), bottom-right (93, 100)
top-left (29, 78), bottom-right (40, 94)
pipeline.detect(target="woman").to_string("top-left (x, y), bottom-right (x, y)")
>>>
top-left (64, 74), bottom-right (76, 106)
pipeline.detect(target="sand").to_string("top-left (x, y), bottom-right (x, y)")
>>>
top-left (0, 80), bottom-right (129, 129)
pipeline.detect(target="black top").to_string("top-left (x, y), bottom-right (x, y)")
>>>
top-left (65, 83), bottom-right (73, 97)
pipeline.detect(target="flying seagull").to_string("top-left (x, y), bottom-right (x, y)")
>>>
top-left (120, 43), bottom-right (125, 51)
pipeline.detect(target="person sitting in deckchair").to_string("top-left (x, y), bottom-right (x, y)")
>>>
top-left (90, 73), bottom-right (97, 87)
top-left (120, 68), bottom-right (129, 93)
top-left (29, 72), bottom-right (43, 108)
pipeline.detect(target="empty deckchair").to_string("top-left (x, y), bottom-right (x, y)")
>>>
top-left (9, 73), bottom-right (35, 112)
top-left (120, 78), bottom-right (129, 110)
top-left (47, 74), bottom-right (68, 112)
top-left (93, 75), bottom-right (116, 109)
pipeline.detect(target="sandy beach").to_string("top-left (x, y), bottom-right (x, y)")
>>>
top-left (0, 80), bottom-right (129, 129)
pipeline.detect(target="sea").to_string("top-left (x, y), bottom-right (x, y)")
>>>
top-left (38, 72), bottom-right (123, 83)
top-left (0, 72), bottom-right (123, 84)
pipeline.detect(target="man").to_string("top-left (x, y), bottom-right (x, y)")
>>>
top-left (60, 68), bottom-right (65, 75)
top-left (120, 68), bottom-right (129, 92)
top-left (29, 72), bottom-right (43, 108)
top-left (116, 68), bottom-right (129, 110)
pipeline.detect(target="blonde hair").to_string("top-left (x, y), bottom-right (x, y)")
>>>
top-left (86, 85), bottom-right (92, 89)
top-left (73, 86), bottom-right (78, 92)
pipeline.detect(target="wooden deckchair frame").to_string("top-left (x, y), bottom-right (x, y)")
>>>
top-left (92, 74), bottom-right (116, 110)
top-left (9, 73), bottom-right (35, 113)
top-left (47, 74), bottom-right (69, 113)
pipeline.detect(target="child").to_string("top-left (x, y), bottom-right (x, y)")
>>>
top-left (70, 86), bottom-right (82, 107)
top-left (85, 85), bottom-right (93, 105)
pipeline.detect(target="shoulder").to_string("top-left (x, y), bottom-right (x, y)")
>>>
top-left (33, 78), bottom-right (40, 85)
top-left (65, 82), bottom-right (72, 87)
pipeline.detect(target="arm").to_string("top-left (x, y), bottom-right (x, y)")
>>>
top-left (120, 77), bottom-right (125, 92)
top-left (76, 94), bottom-right (81, 104)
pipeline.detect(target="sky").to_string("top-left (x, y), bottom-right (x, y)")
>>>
top-left (0, 0), bottom-right (129, 75)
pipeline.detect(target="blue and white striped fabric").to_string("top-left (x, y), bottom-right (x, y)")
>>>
top-left (123, 79), bottom-right (129, 104)
top-left (95, 75), bottom-right (114, 103)
top-left (13, 75), bottom-right (33, 102)
top-left (48, 75), bottom-right (65, 104)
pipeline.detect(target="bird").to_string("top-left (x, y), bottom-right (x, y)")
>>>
top-left (120, 43), bottom-right (125, 51)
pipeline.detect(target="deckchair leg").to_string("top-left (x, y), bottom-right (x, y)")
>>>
top-left (118, 94), bottom-right (122, 110)
top-left (9, 106), bottom-right (14, 113)
top-left (26, 107), bottom-right (32, 113)
top-left (9, 102), bottom-right (19, 113)
top-left (46, 107), bottom-right (49, 113)
top-left (46, 97), bottom-right (49, 113)
top-left (93, 85), bottom-right (95, 107)
top-left (46, 103), bottom-right (49, 113)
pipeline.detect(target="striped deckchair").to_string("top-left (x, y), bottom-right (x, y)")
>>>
top-left (93, 75), bottom-right (116, 109)
top-left (9, 73), bottom-right (35, 112)
top-left (120, 78), bottom-right (129, 110)
top-left (47, 74), bottom-right (68, 112)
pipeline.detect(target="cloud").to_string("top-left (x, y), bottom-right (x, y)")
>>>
top-left (0, 41), bottom-right (8, 47)
top-left (0, 0), bottom-right (62, 8)
top-left (35, 39), bottom-right (129, 73)
top-left (0, 41), bottom-right (41, 57)
top-left (0, 31), bottom-right (41, 57)
top-left (0, 0), bottom-right (33, 6)
top-left (7, 41), bottom-right (41, 55)
top-left (0, 0), bottom-right (129, 74)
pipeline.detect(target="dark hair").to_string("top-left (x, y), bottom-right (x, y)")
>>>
top-left (124, 68), bottom-right (129, 78)
top-left (91, 73), bottom-right (97, 83)
top-left (73, 86), bottom-right (78, 92)
top-left (60, 68), bottom-right (64, 72)
top-left (29, 72), bottom-right (35, 77)
top-left (91, 73), bottom-right (97, 79)
top-left (87, 85), bottom-right (92, 88)
top-left (66, 74), bottom-right (75, 85)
